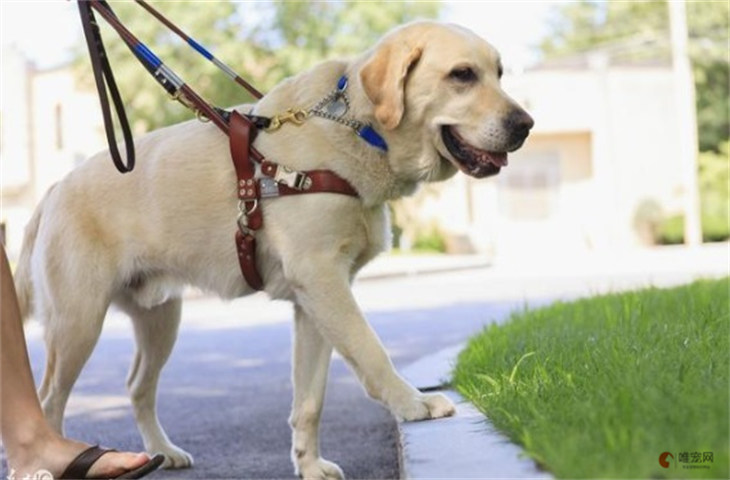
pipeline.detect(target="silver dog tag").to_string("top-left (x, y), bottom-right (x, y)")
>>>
top-left (326, 98), bottom-right (348, 118)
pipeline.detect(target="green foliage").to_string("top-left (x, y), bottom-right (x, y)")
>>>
top-left (255, 1), bottom-right (438, 84)
top-left (541, 1), bottom-right (668, 59)
top-left (659, 215), bottom-right (729, 245)
top-left (698, 142), bottom-right (730, 220)
top-left (687, 2), bottom-right (730, 153)
top-left (76, 1), bottom-right (439, 132)
top-left (389, 185), bottom-right (445, 253)
top-left (411, 226), bottom-right (446, 253)
top-left (658, 142), bottom-right (730, 244)
top-left (453, 279), bottom-right (730, 479)
top-left (657, 214), bottom-right (685, 245)
top-left (539, 0), bottom-right (729, 153)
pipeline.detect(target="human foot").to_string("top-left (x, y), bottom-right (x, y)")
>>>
top-left (9, 436), bottom-right (156, 479)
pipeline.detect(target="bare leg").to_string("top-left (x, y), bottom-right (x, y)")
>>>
top-left (0, 246), bottom-right (150, 478)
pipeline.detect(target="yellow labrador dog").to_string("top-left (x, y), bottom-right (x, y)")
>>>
top-left (16, 21), bottom-right (532, 478)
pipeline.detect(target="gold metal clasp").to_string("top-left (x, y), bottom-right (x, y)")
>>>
top-left (170, 90), bottom-right (210, 123)
top-left (169, 90), bottom-right (192, 109)
top-left (266, 109), bottom-right (308, 131)
top-left (196, 110), bottom-right (211, 123)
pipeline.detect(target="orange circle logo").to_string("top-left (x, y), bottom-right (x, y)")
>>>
top-left (659, 452), bottom-right (674, 468)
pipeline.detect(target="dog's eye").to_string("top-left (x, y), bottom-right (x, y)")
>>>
top-left (449, 67), bottom-right (477, 83)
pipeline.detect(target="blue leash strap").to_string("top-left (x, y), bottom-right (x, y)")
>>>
top-left (134, 0), bottom-right (263, 100)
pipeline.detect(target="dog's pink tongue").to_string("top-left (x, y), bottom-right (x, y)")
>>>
top-left (475, 151), bottom-right (508, 168)
top-left (488, 152), bottom-right (508, 167)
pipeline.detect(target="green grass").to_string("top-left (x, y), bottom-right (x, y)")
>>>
top-left (453, 278), bottom-right (730, 479)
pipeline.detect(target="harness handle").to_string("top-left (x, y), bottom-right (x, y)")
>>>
top-left (78, 0), bottom-right (135, 173)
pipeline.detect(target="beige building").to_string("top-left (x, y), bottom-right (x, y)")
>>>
top-left (413, 54), bottom-right (692, 260)
top-left (1, 47), bottom-right (105, 257)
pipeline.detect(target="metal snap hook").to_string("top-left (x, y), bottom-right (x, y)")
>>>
top-left (266, 109), bottom-right (309, 131)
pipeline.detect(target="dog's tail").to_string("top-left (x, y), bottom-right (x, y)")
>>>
top-left (14, 184), bottom-right (55, 322)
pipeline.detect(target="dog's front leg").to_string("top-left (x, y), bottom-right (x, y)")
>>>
top-left (291, 260), bottom-right (455, 423)
top-left (290, 305), bottom-right (344, 480)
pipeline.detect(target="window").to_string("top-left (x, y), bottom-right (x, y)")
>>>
top-left (498, 152), bottom-right (561, 221)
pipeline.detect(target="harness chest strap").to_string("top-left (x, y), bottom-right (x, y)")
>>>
top-left (228, 111), bottom-right (359, 291)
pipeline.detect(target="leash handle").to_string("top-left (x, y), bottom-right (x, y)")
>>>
top-left (78, 0), bottom-right (135, 173)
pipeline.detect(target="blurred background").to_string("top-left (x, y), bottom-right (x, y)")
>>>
top-left (1, 0), bottom-right (728, 264)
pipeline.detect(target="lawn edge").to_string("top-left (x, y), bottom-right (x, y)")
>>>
top-left (398, 344), bottom-right (552, 479)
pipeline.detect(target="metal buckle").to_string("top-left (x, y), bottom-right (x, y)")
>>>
top-left (237, 199), bottom-right (258, 235)
top-left (274, 166), bottom-right (312, 190)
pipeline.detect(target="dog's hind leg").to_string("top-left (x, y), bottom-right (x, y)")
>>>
top-left (116, 295), bottom-right (192, 469)
top-left (37, 342), bottom-right (55, 406)
top-left (290, 305), bottom-right (344, 480)
top-left (39, 298), bottom-right (108, 434)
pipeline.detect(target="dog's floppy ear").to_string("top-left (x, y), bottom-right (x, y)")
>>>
top-left (360, 42), bottom-right (422, 130)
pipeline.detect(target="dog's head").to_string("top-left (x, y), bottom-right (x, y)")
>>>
top-left (358, 21), bottom-right (533, 180)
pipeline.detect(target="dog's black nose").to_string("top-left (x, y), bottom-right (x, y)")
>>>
top-left (504, 109), bottom-right (534, 143)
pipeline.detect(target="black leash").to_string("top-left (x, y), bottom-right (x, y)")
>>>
top-left (78, 0), bottom-right (135, 173)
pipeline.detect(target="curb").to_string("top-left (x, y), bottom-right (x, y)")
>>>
top-left (357, 255), bottom-right (491, 282)
top-left (398, 344), bottom-right (552, 479)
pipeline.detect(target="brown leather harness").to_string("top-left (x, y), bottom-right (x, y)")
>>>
top-left (228, 112), bottom-right (358, 290)
top-left (78, 0), bottom-right (360, 291)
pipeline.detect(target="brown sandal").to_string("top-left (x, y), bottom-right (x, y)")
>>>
top-left (59, 446), bottom-right (165, 479)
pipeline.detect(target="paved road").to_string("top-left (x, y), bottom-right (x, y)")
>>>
top-left (23, 248), bottom-right (727, 479)
top-left (25, 270), bottom-right (523, 479)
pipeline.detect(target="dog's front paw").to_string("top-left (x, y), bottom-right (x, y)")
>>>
top-left (297, 457), bottom-right (345, 480)
top-left (151, 443), bottom-right (194, 469)
top-left (394, 392), bottom-right (456, 422)
top-left (422, 392), bottom-right (457, 418)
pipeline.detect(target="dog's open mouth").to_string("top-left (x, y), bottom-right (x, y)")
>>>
top-left (441, 126), bottom-right (507, 178)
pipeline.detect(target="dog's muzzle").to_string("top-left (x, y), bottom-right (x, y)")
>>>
top-left (441, 108), bottom-right (533, 179)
